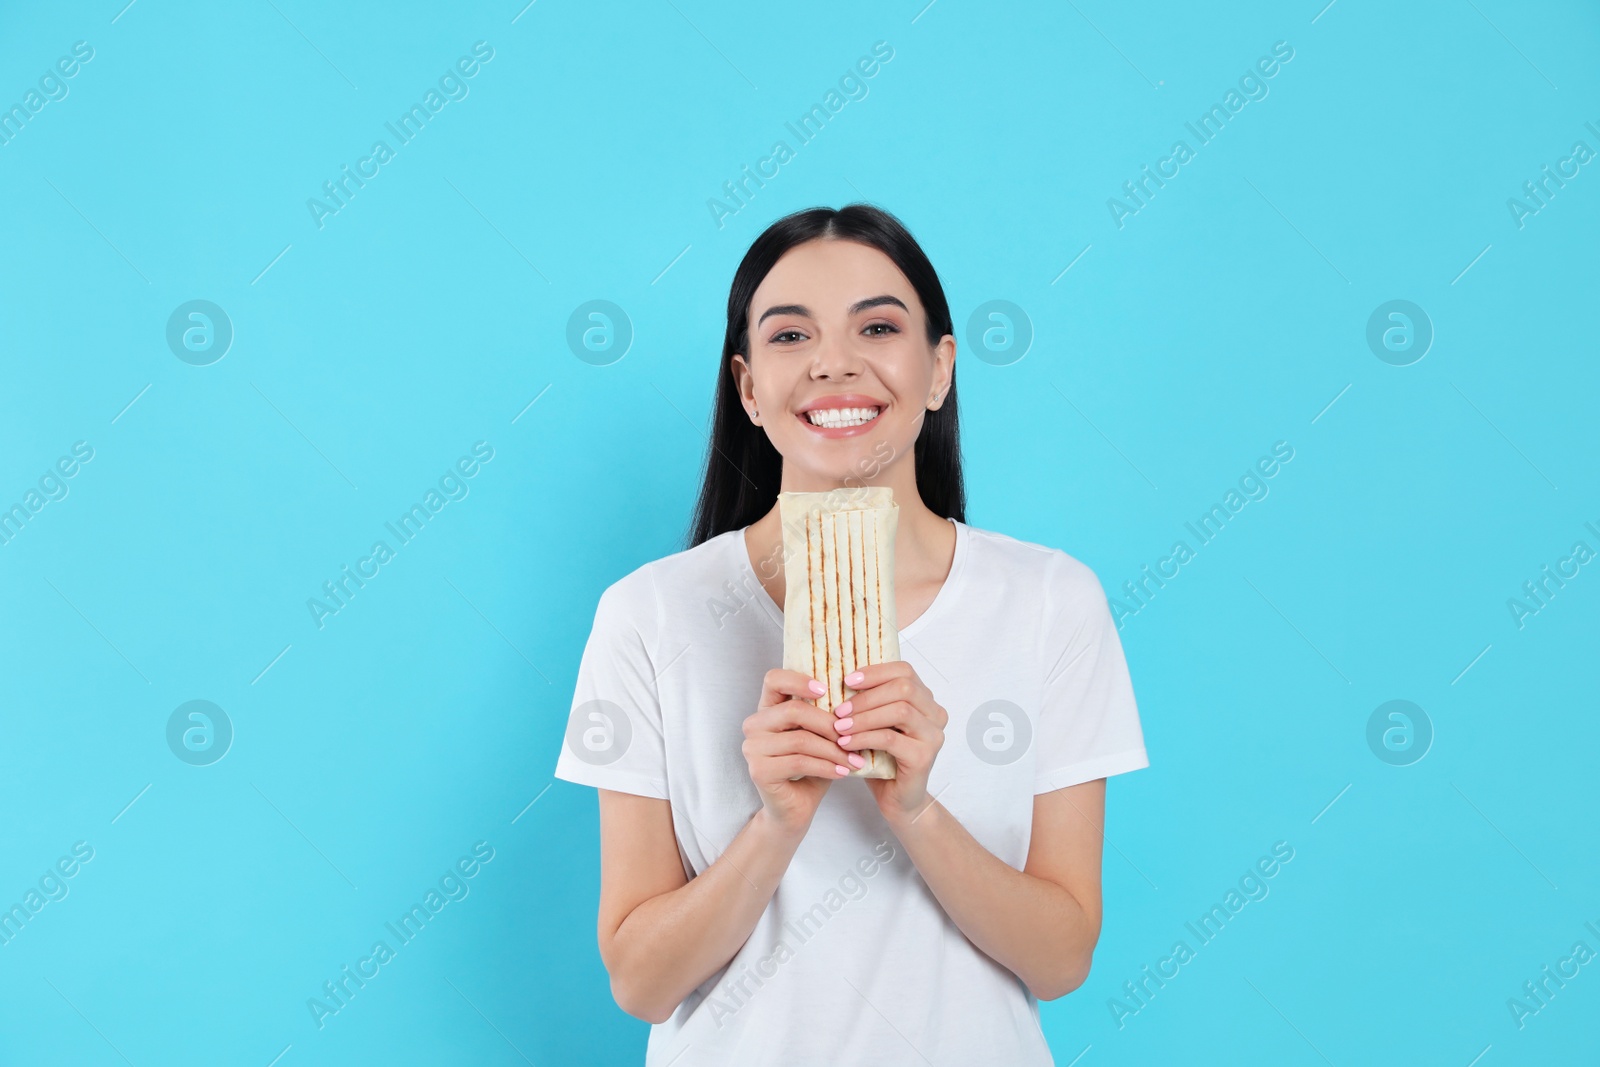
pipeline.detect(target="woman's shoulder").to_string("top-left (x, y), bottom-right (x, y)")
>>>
top-left (593, 529), bottom-right (741, 615)
top-left (959, 522), bottom-right (1109, 608)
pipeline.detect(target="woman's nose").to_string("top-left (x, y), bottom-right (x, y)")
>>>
top-left (809, 335), bottom-right (862, 379)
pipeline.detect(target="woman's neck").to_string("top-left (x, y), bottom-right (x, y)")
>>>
top-left (741, 481), bottom-right (958, 630)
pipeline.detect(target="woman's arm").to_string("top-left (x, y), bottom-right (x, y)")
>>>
top-left (838, 661), bottom-right (1110, 1000)
top-left (594, 667), bottom-right (863, 1022)
top-left (884, 778), bottom-right (1107, 1000)
top-left (596, 789), bottom-right (806, 1023)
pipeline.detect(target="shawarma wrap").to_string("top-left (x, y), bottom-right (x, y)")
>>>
top-left (777, 486), bottom-right (899, 779)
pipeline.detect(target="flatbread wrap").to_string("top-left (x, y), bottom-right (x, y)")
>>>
top-left (777, 486), bottom-right (899, 780)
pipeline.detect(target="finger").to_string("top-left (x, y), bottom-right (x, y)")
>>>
top-left (746, 727), bottom-right (856, 767)
top-left (836, 700), bottom-right (938, 742)
top-left (773, 697), bottom-right (848, 737)
top-left (747, 698), bottom-right (843, 740)
top-left (747, 729), bottom-right (857, 776)
top-left (834, 674), bottom-right (921, 718)
top-left (765, 753), bottom-right (853, 781)
top-left (760, 668), bottom-right (828, 709)
top-left (841, 660), bottom-right (913, 692)
top-left (837, 727), bottom-right (927, 764)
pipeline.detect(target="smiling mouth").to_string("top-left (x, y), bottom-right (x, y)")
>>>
top-left (801, 405), bottom-right (882, 429)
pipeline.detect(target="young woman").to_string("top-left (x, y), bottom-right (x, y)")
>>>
top-left (554, 204), bottom-right (1149, 1065)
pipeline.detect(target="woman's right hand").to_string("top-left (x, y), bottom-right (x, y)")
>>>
top-left (743, 668), bottom-right (860, 835)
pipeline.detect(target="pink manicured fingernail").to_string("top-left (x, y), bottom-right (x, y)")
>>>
top-left (844, 671), bottom-right (865, 687)
top-left (835, 700), bottom-right (852, 717)
top-left (836, 717), bottom-right (853, 732)
top-left (847, 754), bottom-right (866, 768)
top-left (835, 764), bottom-right (850, 775)
top-left (808, 679), bottom-right (826, 695)
top-left (838, 734), bottom-right (852, 746)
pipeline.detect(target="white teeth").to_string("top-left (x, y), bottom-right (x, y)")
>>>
top-left (807, 406), bottom-right (881, 428)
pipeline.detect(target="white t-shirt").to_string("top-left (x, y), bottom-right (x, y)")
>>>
top-left (553, 518), bottom-right (1149, 1066)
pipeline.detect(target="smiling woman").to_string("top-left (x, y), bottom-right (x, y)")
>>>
top-left (553, 204), bottom-right (1149, 1066)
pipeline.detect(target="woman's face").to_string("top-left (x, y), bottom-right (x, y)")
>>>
top-left (731, 238), bottom-right (954, 491)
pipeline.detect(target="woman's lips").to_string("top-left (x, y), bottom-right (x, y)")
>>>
top-left (796, 405), bottom-right (884, 439)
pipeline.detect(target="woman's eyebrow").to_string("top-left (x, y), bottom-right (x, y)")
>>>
top-left (756, 294), bottom-right (908, 327)
top-left (757, 303), bottom-right (809, 326)
top-left (848, 295), bottom-right (908, 316)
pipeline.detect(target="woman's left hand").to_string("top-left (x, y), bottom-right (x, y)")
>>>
top-left (832, 661), bottom-right (948, 826)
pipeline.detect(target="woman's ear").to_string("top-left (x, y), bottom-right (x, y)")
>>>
top-left (927, 334), bottom-right (956, 409)
top-left (730, 354), bottom-right (761, 424)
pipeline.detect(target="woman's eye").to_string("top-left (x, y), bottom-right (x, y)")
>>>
top-left (771, 329), bottom-right (806, 344)
top-left (863, 322), bottom-right (900, 337)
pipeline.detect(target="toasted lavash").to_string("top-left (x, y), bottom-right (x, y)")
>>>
top-left (777, 487), bottom-right (899, 780)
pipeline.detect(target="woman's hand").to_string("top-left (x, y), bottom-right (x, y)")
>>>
top-left (744, 668), bottom-right (862, 836)
top-left (833, 661), bottom-right (948, 826)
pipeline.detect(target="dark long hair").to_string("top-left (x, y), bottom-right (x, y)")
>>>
top-left (686, 204), bottom-right (965, 548)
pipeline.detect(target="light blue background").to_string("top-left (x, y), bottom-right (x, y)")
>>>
top-left (2, 0), bottom-right (1596, 1063)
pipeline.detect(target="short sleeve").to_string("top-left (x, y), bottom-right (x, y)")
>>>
top-left (552, 567), bottom-right (669, 799)
top-left (1032, 555), bottom-right (1149, 793)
